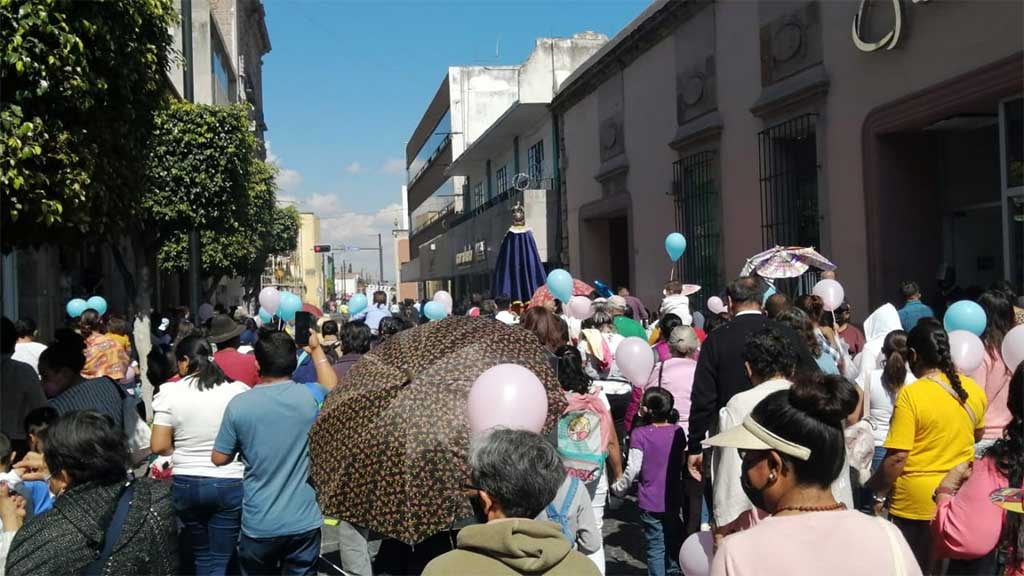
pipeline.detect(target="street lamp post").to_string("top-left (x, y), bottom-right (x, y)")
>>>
top-left (181, 0), bottom-right (201, 313)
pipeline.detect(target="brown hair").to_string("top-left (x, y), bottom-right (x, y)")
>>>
top-left (776, 307), bottom-right (821, 357)
top-left (78, 309), bottom-right (104, 339)
top-left (520, 307), bottom-right (565, 353)
top-left (795, 294), bottom-right (825, 325)
top-left (881, 330), bottom-right (909, 396)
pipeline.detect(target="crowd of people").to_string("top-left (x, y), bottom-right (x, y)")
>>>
top-left (0, 276), bottom-right (1021, 576)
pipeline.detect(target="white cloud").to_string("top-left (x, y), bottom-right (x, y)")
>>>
top-left (380, 157), bottom-right (406, 175)
top-left (265, 140), bottom-right (303, 194)
top-left (345, 162), bottom-right (362, 175)
top-left (287, 194), bottom-right (403, 283)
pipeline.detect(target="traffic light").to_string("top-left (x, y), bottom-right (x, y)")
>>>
top-left (313, 245), bottom-right (331, 253)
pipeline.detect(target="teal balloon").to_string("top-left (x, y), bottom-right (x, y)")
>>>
top-left (944, 300), bottom-right (987, 337)
top-left (278, 292), bottom-right (301, 322)
top-left (86, 295), bottom-right (108, 315)
top-left (665, 233), bottom-right (687, 262)
top-left (423, 300), bottom-right (447, 321)
top-left (348, 293), bottom-right (368, 316)
top-left (258, 307), bottom-right (273, 324)
top-left (66, 298), bottom-right (88, 318)
top-left (546, 269), bottom-right (574, 304)
top-left (762, 285), bottom-right (777, 305)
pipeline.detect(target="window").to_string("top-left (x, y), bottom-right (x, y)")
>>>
top-left (496, 166), bottom-right (509, 195)
top-left (528, 140), bottom-right (545, 183)
top-left (672, 151), bottom-right (721, 311)
top-left (473, 182), bottom-right (484, 207)
top-left (211, 28), bottom-right (236, 105)
top-left (758, 114), bottom-right (821, 294)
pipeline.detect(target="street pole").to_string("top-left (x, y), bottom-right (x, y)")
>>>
top-left (181, 0), bottom-right (201, 313)
top-left (378, 233), bottom-right (384, 287)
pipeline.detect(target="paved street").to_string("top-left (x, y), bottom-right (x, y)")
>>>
top-left (603, 496), bottom-right (649, 575)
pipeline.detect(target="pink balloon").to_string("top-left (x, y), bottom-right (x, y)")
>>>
top-left (812, 279), bottom-right (845, 312)
top-left (949, 330), bottom-right (985, 374)
top-left (259, 287), bottom-right (281, 314)
top-left (433, 290), bottom-right (453, 314)
top-left (567, 296), bottom-right (594, 320)
top-left (467, 364), bottom-right (548, 434)
top-left (1002, 325), bottom-right (1024, 374)
top-left (615, 337), bottom-right (655, 386)
top-left (707, 296), bottom-right (727, 315)
top-left (679, 531), bottom-right (713, 576)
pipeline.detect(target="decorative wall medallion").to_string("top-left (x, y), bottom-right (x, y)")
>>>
top-left (772, 21), bottom-right (804, 62)
top-left (682, 74), bottom-right (705, 106)
top-left (601, 121), bottom-right (619, 152)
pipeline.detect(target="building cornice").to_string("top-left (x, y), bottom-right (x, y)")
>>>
top-left (551, 0), bottom-right (706, 114)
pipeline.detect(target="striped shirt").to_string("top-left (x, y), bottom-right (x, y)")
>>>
top-left (49, 377), bottom-right (124, 428)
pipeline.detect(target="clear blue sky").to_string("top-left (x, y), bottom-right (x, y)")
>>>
top-left (261, 0), bottom-right (645, 280)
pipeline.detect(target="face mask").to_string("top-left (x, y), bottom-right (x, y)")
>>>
top-left (42, 379), bottom-right (63, 398)
top-left (740, 457), bottom-right (770, 511)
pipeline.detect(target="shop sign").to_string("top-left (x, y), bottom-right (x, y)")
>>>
top-left (455, 247), bottom-right (473, 267)
top-left (852, 0), bottom-right (929, 52)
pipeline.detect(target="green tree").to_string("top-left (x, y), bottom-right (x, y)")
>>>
top-left (1, 0), bottom-right (176, 250)
top-left (144, 101), bottom-right (297, 295)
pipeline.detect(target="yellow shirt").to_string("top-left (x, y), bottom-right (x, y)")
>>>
top-left (883, 373), bottom-right (987, 520)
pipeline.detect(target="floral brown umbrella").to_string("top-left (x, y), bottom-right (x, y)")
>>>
top-left (308, 315), bottom-right (567, 545)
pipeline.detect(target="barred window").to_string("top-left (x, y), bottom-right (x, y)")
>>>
top-left (671, 150), bottom-right (721, 312)
top-left (758, 114), bottom-right (822, 294)
top-left (496, 166), bottom-right (509, 195)
top-left (528, 141), bottom-right (544, 183)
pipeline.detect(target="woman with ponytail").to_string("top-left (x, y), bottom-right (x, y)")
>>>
top-left (78, 308), bottom-right (130, 381)
top-left (864, 330), bottom-right (915, 472)
top-left (867, 318), bottom-right (988, 573)
top-left (150, 335), bottom-right (250, 575)
top-left (931, 363), bottom-right (1023, 575)
top-left (706, 370), bottom-right (920, 575)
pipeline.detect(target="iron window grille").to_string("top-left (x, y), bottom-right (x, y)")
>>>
top-left (496, 166), bottom-right (509, 197)
top-left (671, 150), bottom-right (721, 312)
top-left (528, 141), bottom-right (545, 183)
top-left (758, 114), bottom-right (822, 295)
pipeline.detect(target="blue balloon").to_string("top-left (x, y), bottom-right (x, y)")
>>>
top-left (348, 293), bottom-right (368, 316)
top-left (665, 233), bottom-right (687, 262)
top-left (423, 300), bottom-right (448, 321)
top-left (944, 300), bottom-right (987, 337)
top-left (258, 307), bottom-right (273, 324)
top-left (86, 295), bottom-right (108, 316)
top-left (546, 269), bottom-right (574, 304)
top-left (66, 298), bottom-right (88, 319)
top-left (278, 292), bottom-right (301, 322)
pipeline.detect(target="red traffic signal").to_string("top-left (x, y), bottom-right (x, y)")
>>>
top-left (313, 245), bottom-right (332, 253)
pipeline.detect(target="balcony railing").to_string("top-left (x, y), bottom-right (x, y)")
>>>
top-left (408, 133), bottom-right (452, 186)
top-left (410, 199), bottom-right (458, 236)
top-left (451, 175), bottom-right (552, 228)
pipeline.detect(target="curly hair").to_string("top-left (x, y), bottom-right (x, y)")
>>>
top-left (985, 364), bottom-right (1023, 568)
top-left (908, 319), bottom-right (968, 403)
top-left (775, 307), bottom-right (822, 358)
top-left (742, 326), bottom-right (798, 381)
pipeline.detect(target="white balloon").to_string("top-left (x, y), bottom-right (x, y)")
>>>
top-left (1002, 325), bottom-right (1024, 374)
top-left (678, 531), bottom-right (713, 576)
top-left (812, 279), bottom-right (845, 312)
top-left (433, 290), bottom-right (453, 314)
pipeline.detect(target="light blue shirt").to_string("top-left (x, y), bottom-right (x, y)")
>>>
top-left (898, 300), bottom-right (934, 332)
top-left (352, 304), bottom-right (390, 334)
top-left (214, 380), bottom-right (322, 538)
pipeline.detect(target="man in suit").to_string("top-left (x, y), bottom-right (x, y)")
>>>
top-left (686, 277), bottom-right (818, 482)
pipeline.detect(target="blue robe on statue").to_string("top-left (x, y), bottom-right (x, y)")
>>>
top-left (491, 226), bottom-right (546, 302)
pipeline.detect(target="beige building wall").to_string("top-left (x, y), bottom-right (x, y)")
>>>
top-left (298, 213), bottom-right (323, 304)
top-left (558, 0), bottom-right (1023, 314)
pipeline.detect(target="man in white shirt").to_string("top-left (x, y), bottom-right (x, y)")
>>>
top-left (11, 319), bottom-right (45, 376)
top-left (494, 294), bottom-right (518, 325)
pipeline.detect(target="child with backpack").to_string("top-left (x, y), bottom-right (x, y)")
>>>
top-left (553, 345), bottom-right (623, 576)
top-left (536, 474), bottom-right (600, 554)
top-left (611, 388), bottom-right (687, 576)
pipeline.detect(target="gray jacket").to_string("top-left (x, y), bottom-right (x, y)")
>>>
top-left (536, 476), bottom-right (600, 554)
top-left (6, 478), bottom-right (177, 575)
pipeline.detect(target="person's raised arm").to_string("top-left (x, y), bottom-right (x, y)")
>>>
top-left (307, 330), bottom-right (338, 392)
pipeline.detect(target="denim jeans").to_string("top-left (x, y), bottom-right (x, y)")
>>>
top-left (640, 510), bottom-right (681, 576)
top-left (238, 528), bottom-right (321, 576)
top-left (172, 475), bottom-right (243, 576)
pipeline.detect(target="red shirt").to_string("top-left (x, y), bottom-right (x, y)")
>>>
top-left (214, 348), bottom-right (259, 387)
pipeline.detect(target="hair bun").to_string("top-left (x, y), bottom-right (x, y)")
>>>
top-left (789, 373), bottom-right (858, 427)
